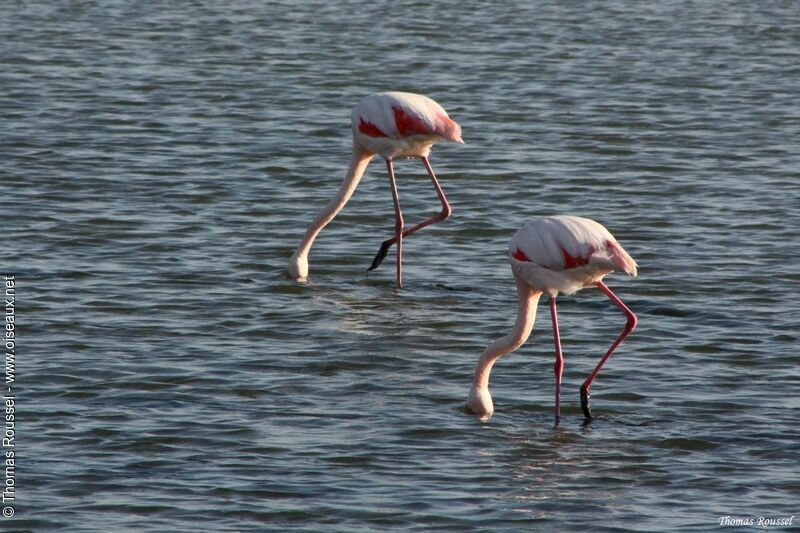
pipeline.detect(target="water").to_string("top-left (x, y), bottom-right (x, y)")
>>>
top-left (4, 1), bottom-right (800, 530)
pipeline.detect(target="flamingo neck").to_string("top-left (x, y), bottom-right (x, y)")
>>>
top-left (292, 146), bottom-right (374, 261)
top-left (472, 278), bottom-right (541, 391)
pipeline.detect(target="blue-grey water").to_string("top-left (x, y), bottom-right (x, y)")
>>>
top-left (4, 1), bottom-right (800, 531)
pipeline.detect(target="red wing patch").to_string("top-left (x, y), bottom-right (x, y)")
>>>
top-left (561, 247), bottom-right (589, 269)
top-left (393, 106), bottom-right (433, 136)
top-left (359, 118), bottom-right (387, 137)
top-left (513, 248), bottom-right (530, 262)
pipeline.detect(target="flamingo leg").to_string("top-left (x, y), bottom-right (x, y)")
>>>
top-left (368, 156), bottom-right (451, 271)
top-left (385, 159), bottom-right (404, 287)
top-left (549, 296), bottom-right (564, 427)
top-left (580, 281), bottom-right (638, 420)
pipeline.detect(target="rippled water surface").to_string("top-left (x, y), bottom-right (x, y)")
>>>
top-left (4, 1), bottom-right (800, 530)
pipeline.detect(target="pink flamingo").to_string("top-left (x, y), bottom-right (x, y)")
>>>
top-left (288, 92), bottom-right (463, 287)
top-left (466, 215), bottom-right (639, 426)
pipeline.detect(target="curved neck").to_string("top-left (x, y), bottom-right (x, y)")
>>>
top-left (473, 278), bottom-right (542, 390)
top-left (293, 146), bottom-right (374, 259)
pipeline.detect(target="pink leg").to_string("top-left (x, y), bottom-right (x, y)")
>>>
top-left (580, 281), bottom-right (638, 420)
top-left (368, 156), bottom-right (452, 271)
top-left (550, 296), bottom-right (564, 427)
top-left (385, 159), bottom-right (404, 287)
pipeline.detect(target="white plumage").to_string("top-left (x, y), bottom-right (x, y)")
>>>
top-left (351, 91), bottom-right (463, 160)
top-left (509, 215), bottom-right (638, 296)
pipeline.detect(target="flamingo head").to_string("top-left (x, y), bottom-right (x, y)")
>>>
top-left (288, 252), bottom-right (309, 281)
top-left (466, 386), bottom-right (494, 418)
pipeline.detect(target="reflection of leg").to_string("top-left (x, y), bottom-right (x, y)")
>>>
top-left (581, 281), bottom-right (638, 420)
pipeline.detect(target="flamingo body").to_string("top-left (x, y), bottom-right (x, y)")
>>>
top-left (288, 92), bottom-right (462, 286)
top-left (510, 216), bottom-right (637, 297)
top-left (353, 92), bottom-right (463, 159)
top-left (467, 216), bottom-right (639, 426)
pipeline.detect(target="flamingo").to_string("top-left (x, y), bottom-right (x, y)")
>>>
top-left (466, 215), bottom-right (639, 426)
top-left (287, 91), bottom-right (463, 287)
